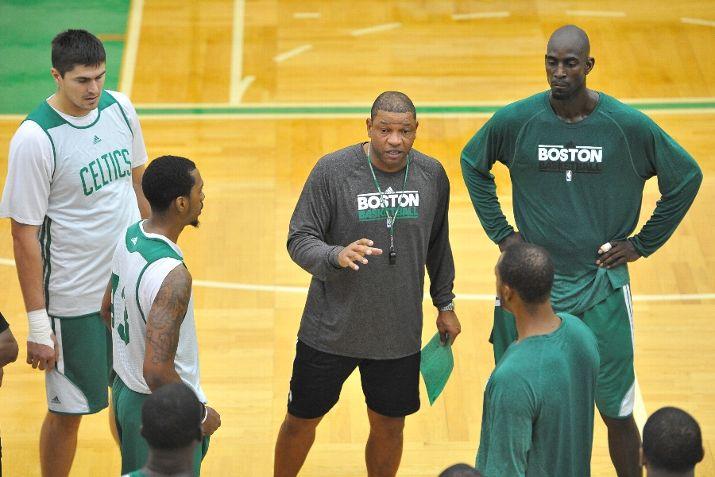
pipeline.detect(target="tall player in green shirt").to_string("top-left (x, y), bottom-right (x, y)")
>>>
top-left (461, 25), bottom-right (702, 477)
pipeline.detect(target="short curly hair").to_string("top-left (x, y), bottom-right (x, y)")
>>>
top-left (142, 155), bottom-right (196, 213)
top-left (643, 407), bottom-right (703, 472)
top-left (497, 242), bottom-right (554, 305)
top-left (141, 382), bottom-right (202, 450)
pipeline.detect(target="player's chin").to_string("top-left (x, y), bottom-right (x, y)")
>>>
top-left (190, 219), bottom-right (200, 228)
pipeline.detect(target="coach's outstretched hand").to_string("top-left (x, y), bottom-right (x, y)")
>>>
top-left (202, 406), bottom-right (221, 436)
top-left (337, 238), bottom-right (383, 270)
top-left (596, 240), bottom-right (641, 269)
top-left (437, 311), bottom-right (461, 346)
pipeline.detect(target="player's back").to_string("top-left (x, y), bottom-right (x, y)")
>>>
top-left (478, 314), bottom-right (599, 477)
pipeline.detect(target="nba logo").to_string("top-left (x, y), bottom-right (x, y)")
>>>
top-left (566, 170), bottom-right (573, 182)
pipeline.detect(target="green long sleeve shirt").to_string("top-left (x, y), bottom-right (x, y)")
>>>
top-left (476, 314), bottom-right (600, 477)
top-left (461, 92), bottom-right (702, 314)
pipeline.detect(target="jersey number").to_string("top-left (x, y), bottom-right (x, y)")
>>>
top-left (111, 274), bottom-right (131, 346)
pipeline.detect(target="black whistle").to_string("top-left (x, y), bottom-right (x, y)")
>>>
top-left (389, 250), bottom-right (397, 265)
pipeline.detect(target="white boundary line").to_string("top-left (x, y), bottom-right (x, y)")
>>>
top-left (273, 44), bottom-right (313, 63)
top-left (118, 0), bottom-right (144, 97)
top-left (681, 17), bottom-right (715, 27)
top-left (0, 256), bottom-right (712, 301)
top-left (350, 22), bottom-right (402, 37)
top-left (566, 10), bottom-right (626, 18)
top-left (293, 12), bottom-right (321, 19)
top-left (452, 11), bottom-right (510, 21)
top-left (229, 0), bottom-right (248, 104)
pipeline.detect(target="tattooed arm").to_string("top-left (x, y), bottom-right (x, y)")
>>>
top-left (143, 264), bottom-right (192, 392)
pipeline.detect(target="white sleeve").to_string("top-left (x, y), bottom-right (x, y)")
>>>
top-left (139, 258), bottom-right (184, 316)
top-left (0, 121), bottom-right (54, 225)
top-left (110, 90), bottom-right (148, 168)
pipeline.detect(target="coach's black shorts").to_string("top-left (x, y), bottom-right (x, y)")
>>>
top-left (287, 340), bottom-right (420, 419)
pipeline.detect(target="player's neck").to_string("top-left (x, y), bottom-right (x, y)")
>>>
top-left (513, 303), bottom-right (561, 341)
top-left (47, 92), bottom-right (93, 118)
top-left (142, 447), bottom-right (195, 477)
top-left (548, 87), bottom-right (598, 123)
top-left (143, 216), bottom-right (184, 244)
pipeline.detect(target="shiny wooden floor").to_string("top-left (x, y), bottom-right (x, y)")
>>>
top-left (1, 1), bottom-right (714, 475)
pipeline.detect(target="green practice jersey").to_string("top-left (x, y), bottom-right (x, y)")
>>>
top-left (476, 314), bottom-right (600, 477)
top-left (462, 92), bottom-right (702, 314)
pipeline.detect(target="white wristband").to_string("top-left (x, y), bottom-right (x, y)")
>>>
top-left (27, 309), bottom-right (54, 348)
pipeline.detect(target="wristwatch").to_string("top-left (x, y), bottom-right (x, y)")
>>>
top-left (438, 301), bottom-right (455, 312)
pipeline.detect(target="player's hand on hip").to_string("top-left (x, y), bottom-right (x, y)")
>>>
top-left (596, 240), bottom-right (641, 269)
top-left (26, 334), bottom-right (58, 371)
top-left (202, 406), bottom-right (221, 436)
top-left (436, 311), bottom-right (461, 346)
top-left (498, 232), bottom-right (523, 252)
top-left (337, 238), bottom-right (383, 271)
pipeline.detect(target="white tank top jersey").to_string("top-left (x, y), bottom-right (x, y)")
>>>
top-left (0, 90), bottom-right (147, 317)
top-left (110, 221), bottom-right (206, 402)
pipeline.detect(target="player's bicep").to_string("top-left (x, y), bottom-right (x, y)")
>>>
top-left (144, 265), bottom-right (192, 368)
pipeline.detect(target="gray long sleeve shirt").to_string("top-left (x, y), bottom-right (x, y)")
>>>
top-left (288, 143), bottom-right (455, 359)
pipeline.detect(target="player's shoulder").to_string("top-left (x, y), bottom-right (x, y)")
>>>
top-left (596, 92), bottom-right (655, 129)
top-left (13, 119), bottom-right (49, 143)
top-left (492, 91), bottom-right (550, 125)
top-left (103, 90), bottom-right (138, 114)
top-left (559, 313), bottom-right (600, 358)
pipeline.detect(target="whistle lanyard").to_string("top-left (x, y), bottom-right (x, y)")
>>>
top-left (366, 146), bottom-right (411, 264)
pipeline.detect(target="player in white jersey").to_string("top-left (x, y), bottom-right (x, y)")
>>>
top-left (101, 155), bottom-right (220, 475)
top-left (0, 30), bottom-right (150, 476)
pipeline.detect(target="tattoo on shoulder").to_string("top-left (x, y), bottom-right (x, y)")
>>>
top-left (146, 265), bottom-right (192, 365)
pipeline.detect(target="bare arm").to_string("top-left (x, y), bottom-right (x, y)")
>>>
top-left (143, 265), bottom-right (191, 391)
top-left (132, 165), bottom-right (151, 219)
top-left (0, 328), bottom-right (19, 368)
top-left (11, 220), bottom-right (57, 370)
top-left (10, 220), bottom-right (45, 312)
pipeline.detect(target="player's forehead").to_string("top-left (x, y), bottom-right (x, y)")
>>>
top-left (373, 110), bottom-right (416, 126)
top-left (190, 168), bottom-right (203, 188)
top-left (65, 62), bottom-right (106, 79)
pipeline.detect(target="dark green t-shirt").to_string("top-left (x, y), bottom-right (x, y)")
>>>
top-left (476, 314), bottom-right (600, 477)
top-left (462, 92), bottom-right (702, 314)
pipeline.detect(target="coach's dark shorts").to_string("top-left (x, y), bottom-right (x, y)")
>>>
top-left (287, 340), bottom-right (420, 419)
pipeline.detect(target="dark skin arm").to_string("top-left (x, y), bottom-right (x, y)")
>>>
top-left (596, 240), bottom-right (641, 269)
top-left (100, 280), bottom-right (112, 330)
top-left (143, 265), bottom-right (191, 391)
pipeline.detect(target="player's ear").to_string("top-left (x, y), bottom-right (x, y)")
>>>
top-left (175, 196), bottom-right (188, 213)
top-left (585, 57), bottom-right (595, 75)
top-left (50, 68), bottom-right (62, 85)
top-left (366, 117), bottom-right (372, 135)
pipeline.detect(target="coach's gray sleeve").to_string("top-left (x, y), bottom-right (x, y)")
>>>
top-left (426, 166), bottom-right (456, 307)
top-left (287, 161), bottom-right (345, 282)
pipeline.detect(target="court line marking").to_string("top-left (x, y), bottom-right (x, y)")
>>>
top-left (566, 10), bottom-right (627, 18)
top-left (273, 44), bottom-right (314, 63)
top-left (293, 12), bottom-right (321, 19)
top-left (681, 17), bottom-right (715, 27)
top-left (229, 0), bottom-right (248, 104)
top-left (350, 22), bottom-right (402, 37)
top-left (118, 0), bottom-right (144, 97)
top-left (452, 11), bottom-right (510, 21)
top-left (0, 256), bottom-right (712, 301)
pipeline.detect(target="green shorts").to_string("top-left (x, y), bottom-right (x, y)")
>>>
top-left (112, 375), bottom-right (210, 475)
top-left (491, 286), bottom-right (636, 419)
top-left (46, 313), bottom-right (112, 414)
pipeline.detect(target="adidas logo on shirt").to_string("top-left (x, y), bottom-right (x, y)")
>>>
top-left (51, 396), bottom-right (61, 404)
top-left (93, 135), bottom-right (102, 144)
